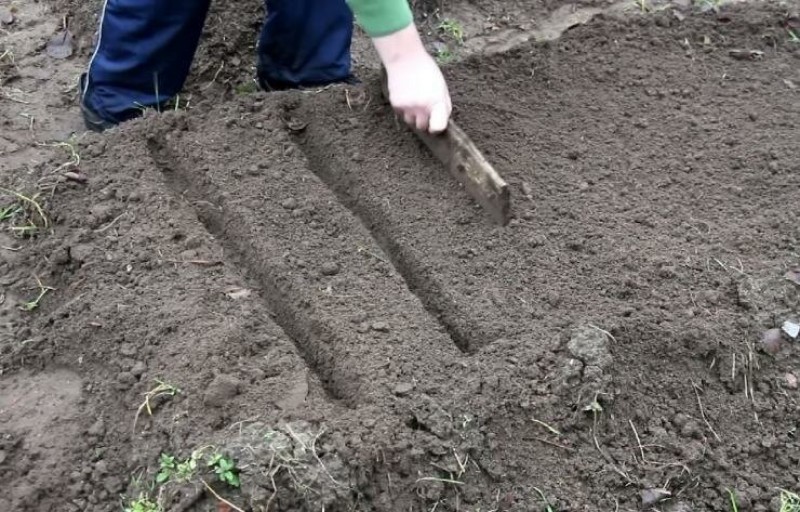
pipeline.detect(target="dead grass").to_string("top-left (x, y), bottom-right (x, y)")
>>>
top-left (0, 186), bottom-right (49, 236)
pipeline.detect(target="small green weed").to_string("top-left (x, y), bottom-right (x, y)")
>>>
top-left (156, 449), bottom-right (238, 488)
top-left (123, 494), bottom-right (161, 512)
top-left (533, 487), bottom-right (557, 512)
top-left (235, 81), bottom-right (259, 95)
top-left (726, 488), bottom-right (739, 512)
top-left (0, 204), bottom-right (21, 222)
top-left (156, 451), bottom-right (200, 484)
top-left (19, 275), bottom-right (54, 312)
top-left (155, 453), bottom-right (177, 484)
top-left (780, 489), bottom-right (800, 512)
top-left (435, 47), bottom-right (454, 64)
top-left (788, 29), bottom-right (800, 44)
top-left (176, 455), bottom-right (199, 480)
top-left (208, 452), bottom-right (240, 488)
top-left (695, 0), bottom-right (722, 11)
top-left (438, 19), bottom-right (464, 44)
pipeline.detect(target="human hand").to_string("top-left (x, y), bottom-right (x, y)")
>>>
top-left (372, 25), bottom-right (452, 134)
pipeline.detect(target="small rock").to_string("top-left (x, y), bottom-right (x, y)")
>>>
top-left (528, 234), bottom-right (547, 247)
top-left (672, 412), bottom-right (690, 428)
top-left (94, 460), bottom-right (108, 475)
top-left (0, 7), bottom-right (14, 25)
top-left (204, 374), bottom-right (240, 407)
top-left (785, 373), bottom-right (798, 390)
top-left (654, 14), bottom-right (670, 27)
top-left (89, 204), bottom-right (114, 227)
top-left (52, 247), bottom-right (71, 265)
top-left (680, 420), bottom-right (702, 439)
top-left (69, 244), bottom-right (94, 264)
top-left (87, 419), bottom-right (105, 437)
top-left (46, 29), bottom-right (74, 59)
top-left (583, 365), bottom-right (603, 381)
top-left (641, 488), bottom-right (671, 507)
top-left (88, 142), bottom-right (106, 158)
top-left (0, 450), bottom-right (6, 464)
top-left (351, 312), bottom-right (368, 324)
top-left (371, 321), bottom-right (390, 332)
top-left (103, 476), bottom-right (123, 494)
top-left (320, 262), bottom-right (340, 276)
top-left (521, 181), bottom-right (534, 198)
top-left (281, 198), bottom-right (298, 210)
top-left (393, 382), bottom-right (414, 396)
top-left (116, 372), bottom-right (135, 388)
top-left (781, 320), bottom-right (799, 339)
top-left (119, 343), bottom-right (137, 357)
top-left (99, 186), bottom-right (115, 200)
top-left (568, 325), bottom-right (613, 369)
top-left (130, 361), bottom-right (147, 377)
top-left (760, 328), bottom-right (784, 355)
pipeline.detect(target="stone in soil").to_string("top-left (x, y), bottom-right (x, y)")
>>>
top-left (567, 325), bottom-right (613, 369)
top-left (203, 374), bottom-right (241, 407)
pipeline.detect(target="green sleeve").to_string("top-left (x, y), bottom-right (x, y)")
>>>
top-left (346, 0), bottom-right (413, 37)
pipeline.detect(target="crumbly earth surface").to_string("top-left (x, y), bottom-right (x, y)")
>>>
top-left (1, 0), bottom-right (800, 511)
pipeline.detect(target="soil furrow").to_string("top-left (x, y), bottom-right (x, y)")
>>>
top-left (148, 137), bottom-right (354, 404)
top-left (146, 111), bottom-right (466, 409)
top-left (292, 124), bottom-right (493, 354)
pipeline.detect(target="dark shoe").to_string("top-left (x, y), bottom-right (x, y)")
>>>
top-left (78, 74), bottom-right (118, 133)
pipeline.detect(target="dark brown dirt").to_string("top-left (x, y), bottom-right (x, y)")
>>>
top-left (2, 2), bottom-right (800, 512)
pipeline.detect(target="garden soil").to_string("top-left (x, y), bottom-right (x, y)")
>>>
top-left (2, 1), bottom-right (800, 512)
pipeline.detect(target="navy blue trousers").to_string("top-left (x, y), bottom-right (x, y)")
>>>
top-left (82, 0), bottom-right (354, 124)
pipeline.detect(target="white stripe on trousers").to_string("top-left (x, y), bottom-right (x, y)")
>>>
top-left (82, 0), bottom-right (110, 99)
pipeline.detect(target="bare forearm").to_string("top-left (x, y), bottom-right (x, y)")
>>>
top-left (348, 1), bottom-right (452, 133)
